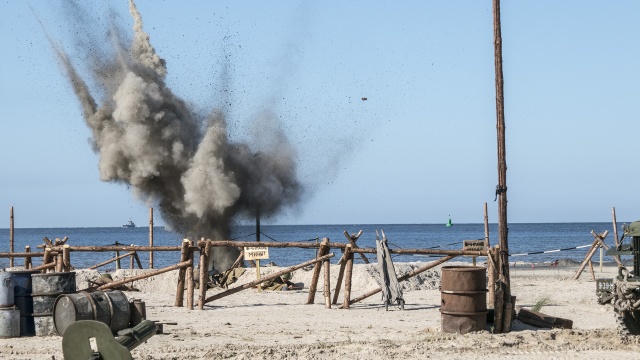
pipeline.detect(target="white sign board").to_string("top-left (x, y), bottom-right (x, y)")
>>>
top-left (244, 247), bottom-right (269, 261)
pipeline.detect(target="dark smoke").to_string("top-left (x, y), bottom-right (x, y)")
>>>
top-left (51, 0), bottom-right (301, 270)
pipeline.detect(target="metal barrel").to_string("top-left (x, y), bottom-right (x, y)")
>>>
top-left (54, 290), bottom-right (131, 336)
top-left (0, 306), bottom-right (20, 338)
top-left (31, 272), bottom-right (77, 336)
top-left (129, 299), bottom-right (146, 326)
top-left (9, 270), bottom-right (40, 336)
top-left (440, 266), bottom-right (488, 334)
top-left (0, 270), bottom-right (14, 307)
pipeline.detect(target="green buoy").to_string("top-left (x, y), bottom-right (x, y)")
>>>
top-left (446, 216), bottom-right (453, 227)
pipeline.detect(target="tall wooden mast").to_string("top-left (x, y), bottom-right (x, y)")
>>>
top-left (493, 0), bottom-right (512, 333)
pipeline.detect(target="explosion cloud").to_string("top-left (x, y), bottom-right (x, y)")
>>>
top-left (53, 0), bottom-right (302, 270)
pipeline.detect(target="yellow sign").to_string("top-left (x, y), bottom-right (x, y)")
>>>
top-left (244, 247), bottom-right (269, 260)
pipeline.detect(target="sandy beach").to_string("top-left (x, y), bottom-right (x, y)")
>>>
top-left (1, 261), bottom-right (639, 359)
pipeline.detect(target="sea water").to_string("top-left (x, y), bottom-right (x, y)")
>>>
top-left (0, 222), bottom-right (629, 270)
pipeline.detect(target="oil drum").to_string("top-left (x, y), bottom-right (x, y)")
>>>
top-left (440, 266), bottom-right (487, 334)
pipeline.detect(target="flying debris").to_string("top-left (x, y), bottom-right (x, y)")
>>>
top-left (361, 97), bottom-right (368, 101)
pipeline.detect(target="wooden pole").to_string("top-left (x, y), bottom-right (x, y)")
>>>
top-left (612, 207), bottom-right (621, 267)
top-left (573, 240), bottom-right (601, 280)
top-left (175, 239), bottom-right (190, 307)
top-left (62, 244), bottom-right (71, 272)
top-left (487, 246), bottom-right (498, 308)
top-left (342, 245), bottom-right (354, 309)
top-left (129, 251), bottom-right (134, 269)
top-left (115, 241), bottom-right (121, 270)
top-left (484, 202), bottom-right (490, 248)
top-left (133, 252), bottom-right (143, 269)
top-left (204, 253), bottom-right (335, 304)
top-left (350, 255), bottom-right (458, 305)
top-left (56, 252), bottom-right (63, 272)
top-left (323, 244), bottom-right (331, 309)
top-left (149, 207), bottom-right (154, 269)
top-left (88, 251), bottom-right (136, 270)
top-left (198, 241), bottom-right (211, 310)
top-left (219, 250), bottom-right (244, 288)
top-left (341, 230), bottom-right (368, 264)
top-left (9, 207), bottom-right (14, 268)
top-left (588, 260), bottom-right (596, 281)
top-left (24, 246), bottom-right (32, 269)
top-left (30, 261), bottom-right (56, 272)
top-left (43, 247), bottom-right (52, 273)
top-left (97, 259), bottom-right (192, 291)
top-left (332, 247), bottom-right (351, 305)
top-left (307, 238), bottom-right (329, 305)
top-left (186, 241), bottom-right (196, 310)
top-left (493, 0), bottom-right (512, 333)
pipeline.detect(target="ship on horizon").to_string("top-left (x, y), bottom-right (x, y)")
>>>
top-left (123, 219), bottom-right (136, 228)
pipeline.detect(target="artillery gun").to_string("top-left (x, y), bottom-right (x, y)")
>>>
top-left (596, 220), bottom-right (640, 335)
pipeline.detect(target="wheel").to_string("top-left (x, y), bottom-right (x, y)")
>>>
top-left (615, 309), bottom-right (640, 335)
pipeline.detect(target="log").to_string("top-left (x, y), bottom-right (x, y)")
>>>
top-left (323, 246), bottom-right (331, 309)
top-left (175, 240), bottom-right (191, 307)
top-left (9, 207), bottom-right (14, 268)
top-left (43, 248), bottom-right (53, 273)
top-left (46, 245), bottom-right (182, 252)
top-left (588, 260), bottom-right (596, 281)
top-left (0, 252), bottom-right (47, 258)
top-left (198, 241), bottom-right (211, 310)
top-left (219, 250), bottom-right (244, 288)
top-left (30, 261), bottom-right (56, 272)
top-left (332, 247), bottom-right (351, 305)
top-left (97, 260), bottom-right (193, 291)
top-left (590, 230), bottom-right (623, 268)
top-left (517, 308), bottom-right (573, 329)
top-left (349, 255), bottom-right (458, 305)
top-left (62, 245), bottom-right (71, 272)
top-left (572, 240), bottom-right (600, 280)
top-left (149, 207), bottom-right (154, 269)
top-left (24, 246), bottom-right (32, 269)
top-left (56, 252), bottom-right (64, 272)
top-left (134, 252), bottom-right (143, 269)
top-left (88, 251), bottom-right (136, 270)
top-left (186, 241), bottom-right (195, 310)
top-left (342, 245), bottom-right (354, 309)
top-left (115, 241), bottom-right (121, 270)
top-left (204, 253), bottom-right (335, 304)
top-left (341, 230), bottom-right (368, 264)
top-left (307, 238), bottom-right (329, 304)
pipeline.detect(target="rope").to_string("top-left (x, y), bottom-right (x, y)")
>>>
top-left (230, 232), bottom-right (257, 241)
top-left (510, 244), bottom-right (592, 257)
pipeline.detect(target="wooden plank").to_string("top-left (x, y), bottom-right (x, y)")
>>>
top-left (517, 308), bottom-right (573, 329)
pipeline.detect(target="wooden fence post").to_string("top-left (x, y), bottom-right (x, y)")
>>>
top-left (342, 244), bottom-right (354, 309)
top-left (149, 207), bottom-right (154, 269)
top-left (24, 246), bottom-right (32, 270)
top-left (115, 241), bottom-right (121, 270)
top-left (307, 238), bottom-right (329, 305)
top-left (323, 244), bottom-right (331, 309)
top-left (62, 244), bottom-right (71, 272)
top-left (186, 241), bottom-right (196, 310)
top-left (332, 246), bottom-right (351, 305)
top-left (198, 241), bottom-right (211, 310)
top-left (175, 239), bottom-right (191, 307)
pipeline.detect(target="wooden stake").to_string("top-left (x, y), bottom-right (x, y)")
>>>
top-left (43, 247), bottom-right (52, 273)
top-left (487, 247), bottom-right (498, 308)
top-left (29, 261), bottom-right (56, 272)
top-left (573, 240), bottom-right (600, 280)
top-left (97, 259), bottom-right (192, 291)
top-left (56, 252), bottom-right (63, 272)
top-left (186, 241), bottom-right (195, 310)
top-left (340, 230), bottom-right (368, 264)
top-left (588, 260), bottom-right (596, 281)
top-left (115, 241), bottom-right (121, 270)
top-left (204, 253), bottom-right (335, 304)
top-left (342, 245), bottom-right (354, 309)
top-left (323, 245), bottom-right (331, 309)
top-left (307, 238), bottom-right (329, 304)
top-left (134, 252), bottom-right (143, 269)
top-left (62, 244), bottom-right (71, 272)
top-left (129, 251), bottom-right (134, 269)
top-left (198, 241), bottom-right (211, 310)
top-left (332, 247), bottom-right (351, 305)
top-left (88, 251), bottom-right (136, 270)
top-left (175, 239), bottom-right (191, 307)
top-left (149, 207), bottom-right (154, 269)
top-left (24, 246), bottom-right (32, 269)
top-left (350, 255), bottom-right (458, 305)
top-left (9, 207), bottom-right (14, 268)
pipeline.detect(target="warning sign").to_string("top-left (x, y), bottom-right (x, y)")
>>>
top-left (462, 240), bottom-right (485, 252)
top-left (244, 247), bottom-right (269, 260)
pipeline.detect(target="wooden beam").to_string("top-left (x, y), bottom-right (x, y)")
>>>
top-left (97, 260), bottom-right (193, 291)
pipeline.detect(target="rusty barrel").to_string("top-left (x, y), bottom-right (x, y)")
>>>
top-left (31, 272), bottom-right (76, 336)
top-left (9, 270), bottom-right (41, 336)
top-left (440, 266), bottom-right (487, 334)
top-left (53, 290), bottom-right (130, 336)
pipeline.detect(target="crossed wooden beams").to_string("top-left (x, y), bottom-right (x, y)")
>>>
top-left (573, 230), bottom-right (623, 280)
top-left (338, 230), bottom-right (369, 264)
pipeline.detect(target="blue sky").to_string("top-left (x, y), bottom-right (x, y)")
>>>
top-left (1, 1), bottom-right (639, 228)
